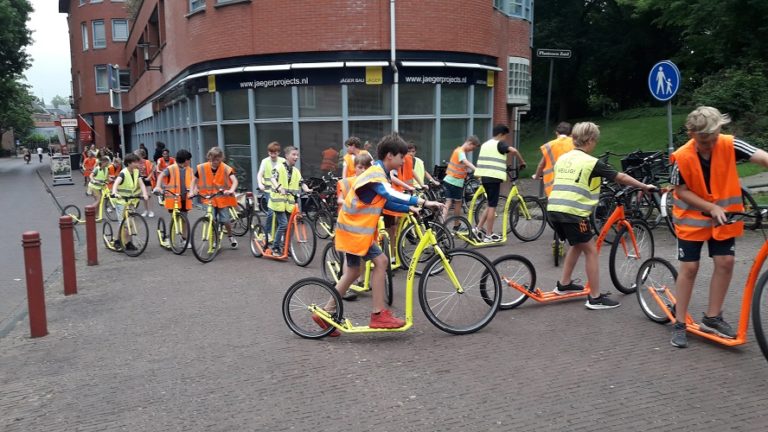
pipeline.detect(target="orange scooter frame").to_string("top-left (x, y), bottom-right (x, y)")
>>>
top-left (249, 203), bottom-right (316, 266)
top-left (494, 188), bottom-right (652, 310)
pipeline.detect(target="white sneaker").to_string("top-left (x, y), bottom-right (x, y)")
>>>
top-left (140, 211), bottom-right (148, 217)
top-left (186, 242), bottom-right (193, 249)
top-left (148, 211), bottom-right (155, 218)
top-left (229, 237), bottom-right (238, 249)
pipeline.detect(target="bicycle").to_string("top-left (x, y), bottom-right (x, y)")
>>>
top-left (101, 195), bottom-right (149, 257)
top-left (490, 186), bottom-right (655, 310)
top-left (635, 210), bottom-right (768, 363)
top-left (61, 184), bottom-right (118, 224)
top-left (282, 211), bottom-right (502, 337)
top-left (249, 191), bottom-right (316, 266)
top-left (445, 167), bottom-right (546, 247)
top-left (190, 191), bottom-right (242, 263)
top-left (154, 190), bottom-right (191, 255)
top-left (232, 190), bottom-right (259, 237)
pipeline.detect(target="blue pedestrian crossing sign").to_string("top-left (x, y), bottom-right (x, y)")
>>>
top-left (648, 60), bottom-right (680, 102)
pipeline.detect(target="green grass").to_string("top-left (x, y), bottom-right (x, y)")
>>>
top-left (518, 113), bottom-right (687, 174)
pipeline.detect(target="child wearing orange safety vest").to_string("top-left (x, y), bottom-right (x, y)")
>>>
top-left (533, 122), bottom-right (573, 197)
top-left (314, 133), bottom-right (443, 335)
top-left (441, 136), bottom-right (479, 223)
top-left (154, 149), bottom-right (194, 214)
top-left (194, 146), bottom-right (240, 249)
top-left (82, 151), bottom-right (97, 188)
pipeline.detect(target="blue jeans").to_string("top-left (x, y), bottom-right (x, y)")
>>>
top-left (273, 211), bottom-right (288, 252)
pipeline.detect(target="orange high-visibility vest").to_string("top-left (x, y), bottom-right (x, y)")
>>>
top-left (139, 159), bottom-right (155, 188)
top-left (396, 154), bottom-right (415, 190)
top-left (343, 153), bottom-right (356, 178)
top-left (320, 148), bottom-right (339, 172)
top-left (163, 164), bottom-right (194, 210)
top-left (337, 176), bottom-right (356, 203)
top-left (107, 162), bottom-right (121, 188)
top-left (157, 156), bottom-right (176, 173)
top-left (540, 135), bottom-right (574, 197)
top-left (196, 162), bottom-right (238, 208)
top-left (446, 147), bottom-right (468, 180)
top-left (82, 157), bottom-right (97, 177)
top-left (671, 134), bottom-right (744, 241)
top-left (335, 166), bottom-right (387, 256)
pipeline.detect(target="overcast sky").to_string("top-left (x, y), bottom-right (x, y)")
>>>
top-left (24, 0), bottom-right (72, 103)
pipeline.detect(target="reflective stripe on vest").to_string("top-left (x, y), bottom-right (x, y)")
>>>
top-left (546, 150), bottom-right (600, 217)
top-left (268, 163), bottom-right (301, 212)
top-left (116, 168), bottom-right (140, 204)
top-left (473, 139), bottom-right (506, 180)
top-left (446, 147), bottom-right (468, 180)
top-left (541, 136), bottom-right (574, 197)
top-left (163, 165), bottom-right (193, 209)
top-left (671, 135), bottom-right (744, 241)
top-left (261, 157), bottom-right (285, 192)
top-left (197, 162), bottom-right (237, 208)
top-left (335, 165), bottom-right (387, 256)
top-left (90, 167), bottom-right (109, 187)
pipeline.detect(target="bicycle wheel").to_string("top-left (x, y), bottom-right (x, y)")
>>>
top-left (104, 198), bottom-right (118, 222)
top-left (509, 196), bottom-right (546, 241)
top-left (609, 221), bottom-right (655, 294)
top-left (191, 216), bottom-right (219, 263)
top-left (591, 193), bottom-right (618, 244)
top-left (742, 187), bottom-right (759, 230)
top-left (282, 277), bottom-right (344, 339)
top-left (289, 217), bottom-right (317, 267)
top-left (119, 213), bottom-right (149, 257)
top-left (751, 270), bottom-right (768, 364)
top-left (313, 209), bottom-right (335, 240)
top-left (231, 204), bottom-right (249, 237)
top-left (382, 237), bottom-right (393, 306)
top-left (660, 191), bottom-right (677, 238)
top-left (443, 215), bottom-right (473, 248)
top-left (418, 249), bottom-right (501, 334)
top-left (636, 258), bottom-right (677, 324)
top-left (397, 221), bottom-right (454, 276)
top-left (472, 195), bottom-right (507, 228)
top-left (321, 242), bottom-right (342, 283)
top-left (102, 221), bottom-right (119, 250)
top-left (487, 254), bottom-right (535, 310)
top-left (169, 213), bottom-right (190, 255)
top-left (156, 217), bottom-right (168, 247)
top-left (249, 223), bottom-right (266, 258)
top-left (62, 205), bottom-right (81, 225)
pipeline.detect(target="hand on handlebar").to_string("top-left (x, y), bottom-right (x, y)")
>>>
top-left (708, 205), bottom-right (729, 226)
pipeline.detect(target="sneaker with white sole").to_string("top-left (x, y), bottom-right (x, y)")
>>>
top-left (585, 293), bottom-right (620, 310)
top-left (700, 314), bottom-right (736, 339)
top-left (229, 237), bottom-right (238, 249)
top-left (140, 210), bottom-right (148, 217)
top-left (148, 211), bottom-right (154, 218)
top-left (482, 234), bottom-right (494, 243)
top-left (554, 279), bottom-right (584, 295)
top-left (670, 322), bottom-right (688, 348)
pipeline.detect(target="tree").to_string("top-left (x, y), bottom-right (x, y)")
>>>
top-left (0, 79), bottom-right (35, 139)
top-left (50, 95), bottom-right (68, 109)
top-left (0, 0), bottom-right (33, 79)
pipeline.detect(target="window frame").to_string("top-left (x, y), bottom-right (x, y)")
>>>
top-left (95, 65), bottom-right (109, 94)
top-left (493, 0), bottom-right (533, 21)
top-left (507, 56), bottom-right (530, 105)
top-left (81, 22), bottom-right (89, 50)
top-left (111, 19), bottom-right (129, 42)
top-left (189, 0), bottom-right (206, 13)
top-left (92, 20), bottom-right (106, 49)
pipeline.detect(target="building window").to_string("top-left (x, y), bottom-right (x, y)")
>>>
top-left (77, 72), bottom-right (83, 98)
top-left (92, 20), bottom-right (106, 48)
top-left (95, 65), bottom-right (109, 93)
top-left (112, 19), bottom-right (128, 42)
top-left (81, 23), bottom-right (89, 50)
top-left (507, 57), bottom-right (530, 105)
top-left (189, 0), bottom-right (205, 12)
top-left (119, 70), bottom-right (131, 90)
top-left (79, 0), bottom-right (86, 5)
top-left (494, 0), bottom-right (533, 21)
top-left (91, 0), bottom-right (103, 3)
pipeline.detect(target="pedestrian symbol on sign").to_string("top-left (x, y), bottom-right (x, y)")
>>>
top-left (648, 60), bottom-right (680, 102)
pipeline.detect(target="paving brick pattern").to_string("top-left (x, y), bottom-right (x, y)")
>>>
top-left (2, 219), bottom-right (768, 431)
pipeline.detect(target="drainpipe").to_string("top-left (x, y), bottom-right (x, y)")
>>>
top-left (390, 0), bottom-right (398, 131)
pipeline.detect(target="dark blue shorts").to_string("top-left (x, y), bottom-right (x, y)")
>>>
top-left (481, 181), bottom-right (501, 207)
top-left (677, 238), bottom-right (735, 262)
top-left (345, 243), bottom-right (383, 267)
top-left (444, 183), bottom-right (463, 201)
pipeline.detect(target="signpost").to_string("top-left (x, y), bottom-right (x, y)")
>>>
top-left (51, 155), bottom-right (74, 186)
top-left (109, 64), bottom-right (126, 158)
top-left (537, 48), bottom-right (572, 139)
top-left (648, 60), bottom-right (680, 156)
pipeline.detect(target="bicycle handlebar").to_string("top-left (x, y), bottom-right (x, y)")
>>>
top-left (701, 209), bottom-right (767, 225)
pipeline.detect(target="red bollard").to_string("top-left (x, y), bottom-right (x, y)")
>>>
top-left (85, 204), bottom-right (98, 266)
top-left (22, 232), bottom-right (48, 338)
top-left (60, 216), bottom-right (77, 296)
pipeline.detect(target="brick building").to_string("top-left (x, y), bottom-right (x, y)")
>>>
top-left (59, 0), bottom-right (532, 190)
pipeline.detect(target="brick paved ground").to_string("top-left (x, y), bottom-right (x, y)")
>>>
top-left (2, 175), bottom-right (768, 431)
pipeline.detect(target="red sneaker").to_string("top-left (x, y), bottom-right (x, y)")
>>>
top-left (312, 314), bottom-right (340, 337)
top-left (369, 309), bottom-right (406, 329)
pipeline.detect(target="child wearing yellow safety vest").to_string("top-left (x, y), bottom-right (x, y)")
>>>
top-left (88, 156), bottom-right (111, 205)
top-left (257, 141), bottom-right (285, 250)
top-left (111, 153), bottom-right (149, 251)
top-left (268, 146), bottom-right (312, 256)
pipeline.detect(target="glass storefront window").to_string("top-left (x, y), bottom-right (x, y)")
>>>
top-left (222, 89), bottom-right (249, 120)
top-left (349, 85), bottom-right (391, 116)
top-left (200, 93), bottom-right (217, 122)
top-left (474, 86), bottom-right (491, 114)
top-left (256, 122), bottom-right (293, 162)
top-left (440, 119), bottom-right (468, 164)
top-left (190, 97), bottom-right (199, 123)
top-left (441, 86), bottom-right (468, 115)
top-left (254, 87), bottom-right (292, 118)
top-left (398, 120), bottom-right (434, 169)
top-left (299, 122), bottom-right (343, 178)
top-left (299, 86), bottom-right (341, 117)
top-left (223, 124), bottom-right (252, 189)
top-left (348, 120), bottom-right (392, 157)
top-left (201, 125), bottom-right (218, 154)
top-left (473, 118), bottom-right (490, 141)
top-left (399, 85), bottom-right (435, 115)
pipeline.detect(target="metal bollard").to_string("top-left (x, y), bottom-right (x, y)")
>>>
top-left (85, 204), bottom-right (98, 266)
top-left (60, 216), bottom-right (77, 295)
top-left (22, 232), bottom-right (48, 338)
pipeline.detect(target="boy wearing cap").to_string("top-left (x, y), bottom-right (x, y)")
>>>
top-left (668, 106), bottom-right (768, 348)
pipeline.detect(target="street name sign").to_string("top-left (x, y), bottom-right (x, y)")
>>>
top-left (536, 49), bottom-right (572, 59)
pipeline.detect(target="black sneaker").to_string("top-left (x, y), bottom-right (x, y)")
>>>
top-left (700, 314), bottom-right (736, 339)
top-left (342, 290), bottom-right (358, 301)
top-left (670, 322), bottom-right (688, 348)
top-left (554, 279), bottom-right (584, 295)
top-left (585, 293), bottom-right (620, 310)
top-left (125, 242), bottom-right (138, 251)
